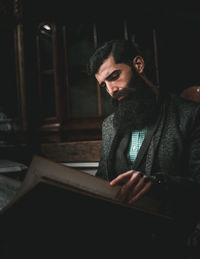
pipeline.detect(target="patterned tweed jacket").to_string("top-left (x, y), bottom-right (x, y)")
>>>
top-left (96, 93), bottom-right (200, 222)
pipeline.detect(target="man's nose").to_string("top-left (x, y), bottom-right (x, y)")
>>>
top-left (106, 83), bottom-right (118, 96)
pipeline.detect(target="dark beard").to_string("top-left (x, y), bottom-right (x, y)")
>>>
top-left (112, 80), bottom-right (158, 132)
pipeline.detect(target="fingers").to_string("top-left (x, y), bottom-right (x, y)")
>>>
top-left (129, 176), bottom-right (147, 197)
top-left (109, 170), bottom-right (135, 186)
top-left (128, 181), bottom-right (152, 205)
top-left (110, 171), bottom-right (153, 205)
top-left (115, 171), bottom-right (143, 201)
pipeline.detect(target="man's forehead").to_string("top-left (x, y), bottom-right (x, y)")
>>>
top-left (95, 55), bottom-right (120, 82)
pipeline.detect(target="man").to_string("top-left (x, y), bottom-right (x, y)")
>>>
top-left (87, 39), bottom-right (200, 258)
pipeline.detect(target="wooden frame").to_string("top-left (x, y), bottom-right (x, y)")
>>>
top-left (35, 19), bottom-right (159, 143)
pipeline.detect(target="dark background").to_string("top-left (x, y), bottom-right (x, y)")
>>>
top-left (1, 2), bottom-right (200, 163)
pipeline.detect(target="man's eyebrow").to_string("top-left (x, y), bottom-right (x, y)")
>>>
top-left (99, 70), bottom-right (120, 87)
top-left (106, 70), bottom-right (120, 81)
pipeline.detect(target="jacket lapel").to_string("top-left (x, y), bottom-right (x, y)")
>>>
top-left (105, 94), bottom-right (168, 178)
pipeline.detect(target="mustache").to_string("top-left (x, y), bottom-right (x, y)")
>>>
top-left (112, 87), bottom-right (136, 100)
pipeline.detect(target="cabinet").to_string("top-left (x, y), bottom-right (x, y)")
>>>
top-left (35, 18), bottom-right (158, 142)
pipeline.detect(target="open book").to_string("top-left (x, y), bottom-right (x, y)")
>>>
top-left (0, 155), bottom-right (176, 258)
top-left (1, 155), bottom-right (171, 220)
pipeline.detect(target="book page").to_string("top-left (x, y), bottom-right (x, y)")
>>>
top-left (21, 155), bottom-right (120, 200)
top-left (8, 155), bottom-right (170, 219)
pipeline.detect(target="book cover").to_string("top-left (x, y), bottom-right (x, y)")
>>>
top-left (1, 155), bottom-right (170, 220)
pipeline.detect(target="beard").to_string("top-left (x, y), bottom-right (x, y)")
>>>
top-left (112, 73), bottom-right (159, 132)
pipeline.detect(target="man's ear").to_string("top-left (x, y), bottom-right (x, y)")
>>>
top-left (133, 56), bottom-right (145, 74)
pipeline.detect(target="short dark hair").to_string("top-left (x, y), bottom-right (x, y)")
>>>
top-left (87, 39), bottom-right (142, 77)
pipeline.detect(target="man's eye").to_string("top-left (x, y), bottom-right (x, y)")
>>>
top-left (111, 72), bottom-right (120, 80)
top-left (100, 82), bottom-right (106, 88)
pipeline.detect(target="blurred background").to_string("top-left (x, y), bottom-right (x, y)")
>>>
top-left (1, 1), bottom-right (200, 166)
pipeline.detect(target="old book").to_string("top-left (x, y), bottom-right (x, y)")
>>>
top-left (1, 155), bottom-right (170, 220)
top-left (0, 155), bottom-right (175, 258)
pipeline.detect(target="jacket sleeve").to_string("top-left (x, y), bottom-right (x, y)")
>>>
top-left (95, 119), bottom-right (109, 180)
top-left (154, 104), bottom-right (200, 222)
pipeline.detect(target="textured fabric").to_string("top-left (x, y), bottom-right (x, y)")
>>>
top-left (96, 92), bottom-right (200, 257)
top-left (96, 93), bottom-right (200, 224)
top-left (127, 128), bottom-right (147, 163)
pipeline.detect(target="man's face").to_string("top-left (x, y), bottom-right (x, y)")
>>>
top-left (95, 54), bottom-right (158, 131)
top-left (95, 54), bottom-right (133, 100)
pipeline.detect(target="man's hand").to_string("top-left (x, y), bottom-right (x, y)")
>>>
top-left (109, 170), bottom-right (152, 204)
